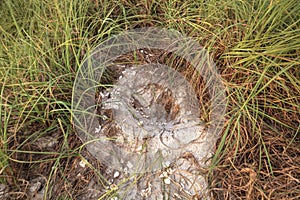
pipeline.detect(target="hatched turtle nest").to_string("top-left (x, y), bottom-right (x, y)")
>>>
top-left (95, 63), bottom-right (213, 199)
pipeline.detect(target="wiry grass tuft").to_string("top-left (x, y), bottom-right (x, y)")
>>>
top-left (0, 0), bottom-right (299, 199)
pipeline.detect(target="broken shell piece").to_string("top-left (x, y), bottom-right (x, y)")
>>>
top-left (79, 160), bottom-right (86, 168)
top-left (137, 121), bottom-right (143, 126)
top-left (162, 161), bottom-right (171, 168)
top-left (164, 178), bottom-right (171, 185)
top-left (95, 125), bottom-right (102, 133)
top-left (159, 171), bottom-right (168, 178)
top-left (137, 146), bottom-right (143, 151)
top-left (29, 181), bottom-right (42, 193)
top-left (113, 171), bottom-right (120, 178)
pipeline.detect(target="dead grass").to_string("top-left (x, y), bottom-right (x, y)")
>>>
top-left (0, 0), bottom-right (299, 199)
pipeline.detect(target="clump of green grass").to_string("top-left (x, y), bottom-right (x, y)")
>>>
top-left (0, 0), bottom-right (299, 199)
